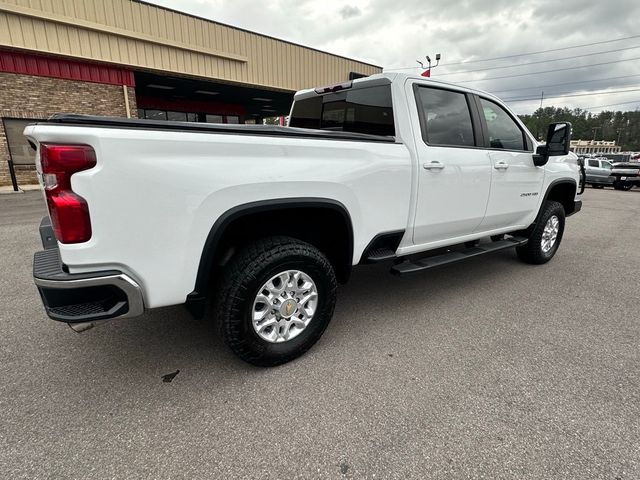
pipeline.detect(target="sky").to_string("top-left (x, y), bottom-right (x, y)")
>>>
top-left (147, 0), bottom-right (640, 114)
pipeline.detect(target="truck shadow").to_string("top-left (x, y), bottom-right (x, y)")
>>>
top-left (79, 248), bottom-right (523, 378)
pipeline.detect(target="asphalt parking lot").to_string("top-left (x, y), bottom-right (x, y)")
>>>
top-left (1, 189), bottom-right (639, 479)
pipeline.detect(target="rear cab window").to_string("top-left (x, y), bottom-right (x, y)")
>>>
top-left (289, 83), bottom-right (395, 136)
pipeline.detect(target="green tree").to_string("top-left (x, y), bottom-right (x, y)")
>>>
top-left (519, 107), bottom-right (640, 151)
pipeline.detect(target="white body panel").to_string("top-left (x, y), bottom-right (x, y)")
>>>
top-left (25, 125), bottom-right (412, 307)
top-left (413, 146), bottom-right (492, 244)
top-left (24, 73), bottom-right (581, 310)
top-left (480, 150), bottom-right (545, 230)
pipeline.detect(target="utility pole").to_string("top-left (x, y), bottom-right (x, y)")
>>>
top-left (539, 91), bottom-right (544, 110)
top-left (592, 126), bottom-right (600, 140)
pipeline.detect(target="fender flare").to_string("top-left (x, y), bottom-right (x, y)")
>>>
top-left (528, 179), bottom-right (578, 230)
top-left (185, 197), bottom-right (354, 318)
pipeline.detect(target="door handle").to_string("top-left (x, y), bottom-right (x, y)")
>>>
top-left (494, 161), bottom-right (509, 170)
top-left (423, 161), bottom-right (445, 170)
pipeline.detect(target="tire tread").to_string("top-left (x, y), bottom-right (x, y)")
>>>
top-left (516, 200), bottom-right (565, 265)
top-left (215, 236), bottom-right (337, 366)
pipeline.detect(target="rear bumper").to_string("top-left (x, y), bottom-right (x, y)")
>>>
top-left (33, 217), bottom-right (144, 324)
top-left (613, 177), bottom-right (640, 185)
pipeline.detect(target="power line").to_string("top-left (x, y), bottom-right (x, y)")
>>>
top-left (456, 56), bottom-right (640, 83)
top-left (490, 74), bottom-right (640, 93)
top-left (509, 99), bottom-right (640, 111)
top-left (386, 33), bottom-right (640, 70)
top-left (503, 87), bottom-right (640, 103)
top-left (435, 45), bottom-right (640, 77)
top-left (582, 100), bottom-right (640, 110)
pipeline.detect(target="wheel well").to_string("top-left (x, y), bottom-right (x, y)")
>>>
top-left (193, 200), bottom-right (353, 305)
top-left (546, 181), bottom-right (577, 216)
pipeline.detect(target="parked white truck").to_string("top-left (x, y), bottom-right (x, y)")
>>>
top-left (26, 73), bottom-right (583, 366)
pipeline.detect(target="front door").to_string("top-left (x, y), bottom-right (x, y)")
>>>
top-left (476, 97), bottom-right (544, 230)
top-left (410, 84), bottom-right (492, 246)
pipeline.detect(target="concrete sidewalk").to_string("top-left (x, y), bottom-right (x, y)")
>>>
top-left (0, 184), bottom-right (40, 194)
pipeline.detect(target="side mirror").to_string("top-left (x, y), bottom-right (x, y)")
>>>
top-left (533, 121), bottom-right (572, 167)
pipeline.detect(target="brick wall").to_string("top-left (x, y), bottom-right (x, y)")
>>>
top-left (0, 72), bottom-right (137, 188)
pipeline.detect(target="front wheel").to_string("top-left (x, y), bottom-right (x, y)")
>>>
top-left (516, 201), bottom-right (565, 265)
top-left (613, 181), bottom-right (633, 191)
top-left (215, 236), bottom-right (337, 367)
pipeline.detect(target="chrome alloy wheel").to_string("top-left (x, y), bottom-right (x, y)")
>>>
top-left (541, 215), bottom-right (560, 253)
top-left (252, 270), bottom-right (319, 343)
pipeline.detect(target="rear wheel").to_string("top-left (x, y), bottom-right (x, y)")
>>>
top-left (215, 236), bottom-right (337, 367)
top-left (516, 201), bottom-right (565, 265)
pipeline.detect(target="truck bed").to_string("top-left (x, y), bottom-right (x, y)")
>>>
top-left (40, 114), bottom-right (397, 143)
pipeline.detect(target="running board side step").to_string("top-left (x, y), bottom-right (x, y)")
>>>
top-left (391, 236), bottom-right (528, 276)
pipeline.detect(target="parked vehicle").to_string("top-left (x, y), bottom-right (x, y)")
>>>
top-left (611, 162), bottom-right (640, 191)
top-left (26, 73), bottom-right (583, 366)
top-left (584, 158), bottom-right (614, 188)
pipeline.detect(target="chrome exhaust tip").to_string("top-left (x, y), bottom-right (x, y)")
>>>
top-left (67, 321), bottom-right (96, 333)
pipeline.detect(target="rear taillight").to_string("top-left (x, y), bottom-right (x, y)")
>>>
top-left (40, 144), bottom-right (96, 244)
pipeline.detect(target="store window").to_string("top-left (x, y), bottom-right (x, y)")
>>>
top-left (144, 109), bottom-right (167, 121)
top-left (167, 111), bottom-right (187, 121)
top-left (3, 118), bottom-right (38, 165)
top-left (138, 109), bottom-right (240, 124)
top-left (165, 111), bottom-right (199, 122)
top-left (206, 114), bottom-right (224, 123)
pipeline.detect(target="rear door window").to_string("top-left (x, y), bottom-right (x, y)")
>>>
top-left (414, 86), bottom-right (475, 147)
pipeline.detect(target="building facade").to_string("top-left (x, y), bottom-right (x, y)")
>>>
top-left (570, 139), bottom-right (622, 155)
top-left (0, 0), bottom-right (381, 189)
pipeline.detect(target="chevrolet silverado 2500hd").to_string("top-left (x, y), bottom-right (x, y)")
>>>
top-left (26, 73), bottom-right (583, 366)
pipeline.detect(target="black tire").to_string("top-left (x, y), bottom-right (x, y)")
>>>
top-left (215, 236), bottom-right (337, 367)
top-left (516, 201), bottom-right (565, 265)
top-left (613, 181), bottom-right (631, 191)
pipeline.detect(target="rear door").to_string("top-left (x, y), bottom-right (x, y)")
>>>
top-left (475, 96), bottom-right (544, 230)
top-left (409, 83), bottom-right (492, 245)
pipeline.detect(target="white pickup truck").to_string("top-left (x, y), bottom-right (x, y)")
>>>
top-left (26, 73), bottom-right (583, 366)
